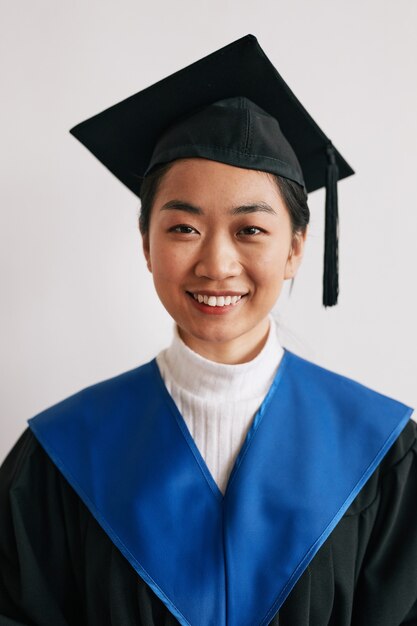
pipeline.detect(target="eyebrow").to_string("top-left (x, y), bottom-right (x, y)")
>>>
top-left (160, 200), bottom-right (277, 216)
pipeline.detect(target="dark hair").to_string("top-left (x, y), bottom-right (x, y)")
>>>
top-left (138, 160), bottom-right (310, 237)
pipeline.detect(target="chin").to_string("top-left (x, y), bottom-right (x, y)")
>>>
top-left (189, 319), bottom-right (257, 345)
top-left (189, 326), bottom-right (237, 344)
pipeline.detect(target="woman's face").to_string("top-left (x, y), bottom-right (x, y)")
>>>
top-left (142, 158), bottom-right (306, 363)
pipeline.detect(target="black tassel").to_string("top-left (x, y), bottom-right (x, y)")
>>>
top-left (323, 143), bottom-right (339, 307)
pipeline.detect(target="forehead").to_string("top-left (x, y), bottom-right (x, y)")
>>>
top-left (155, 158), bottom-right (281, 205)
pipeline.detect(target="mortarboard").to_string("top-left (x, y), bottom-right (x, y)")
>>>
top-left (70, 34), bottom-right (354, 306)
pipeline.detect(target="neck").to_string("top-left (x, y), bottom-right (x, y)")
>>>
top-left (177, 317), bottom-right (271, 365)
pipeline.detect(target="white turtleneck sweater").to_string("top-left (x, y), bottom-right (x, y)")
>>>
top-left (156, 314), bottom-right (284, 495)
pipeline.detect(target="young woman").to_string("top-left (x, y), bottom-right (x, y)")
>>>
top-left (0, 35), bottom-right (416, 626)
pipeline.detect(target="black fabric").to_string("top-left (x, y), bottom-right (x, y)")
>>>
top-left (144, 97), bottom-right (305, 188)
top-left (69, 34), bottom-right (354, 199)
top-left (1, 420), bottom-right (416, 626)
top-left (323, 144), bottom-right (339, 307)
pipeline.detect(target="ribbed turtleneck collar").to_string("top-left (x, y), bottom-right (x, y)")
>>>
top-left (156, 314), bottom-right (284, 401)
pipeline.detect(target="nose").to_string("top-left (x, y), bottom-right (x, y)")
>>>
top-left (194, 233), bottom-right (242, 280)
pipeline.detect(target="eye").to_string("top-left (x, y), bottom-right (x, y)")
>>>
top-left (237, 225), bottom-right (266, 236)
top-left (168, 224), bottom-right (198, 234)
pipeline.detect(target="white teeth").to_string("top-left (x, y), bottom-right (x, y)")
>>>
top-left (191, 293), bottom-right (243, 307)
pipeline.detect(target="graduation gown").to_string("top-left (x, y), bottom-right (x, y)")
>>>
top-left (1, 349), bottom-right (416, 626)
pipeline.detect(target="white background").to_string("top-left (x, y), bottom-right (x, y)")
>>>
top-left (1, 0), bottom-right (416, 463)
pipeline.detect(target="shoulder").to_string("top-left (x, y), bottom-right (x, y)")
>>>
top-left (1, 360), bottom-right (158, 490)
top-left (344, 417), bottom-right (417, 516)
top-left (284, 349), bottom-right (416, 514)
top-left (0, 427), bottom-right (75, 506)
top-left (0, 427), bottom-right (39, 490)
top-left (284, 349), bottom-right (413, 422)
top-left (27, 358), bottom-right (158, 428)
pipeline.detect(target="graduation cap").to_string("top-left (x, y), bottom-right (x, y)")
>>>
top-left (70, 34), bottom-right (354, 307)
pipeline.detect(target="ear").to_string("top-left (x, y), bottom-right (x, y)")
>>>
top-left (284, 227), bottom-right (307, 280)
top-left (141, 232), bottom-right (152, 273)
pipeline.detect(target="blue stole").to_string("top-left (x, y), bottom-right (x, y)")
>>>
top-left (27, 350), bottom-right (413, 626)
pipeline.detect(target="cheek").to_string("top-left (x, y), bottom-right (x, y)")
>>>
top-left (149, 239), bottom-right (190, 284)
top-left (246, 244), bottom-right (290, 282)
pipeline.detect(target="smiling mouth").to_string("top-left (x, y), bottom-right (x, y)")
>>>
top-left (186, 292), bottom-right (247, 308)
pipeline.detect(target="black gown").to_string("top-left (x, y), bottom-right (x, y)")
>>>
top-left (1, 416), bottom-right (417, 625)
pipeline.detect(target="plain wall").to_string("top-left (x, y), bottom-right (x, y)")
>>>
top-left (1, 0), bottom-right (416, 462)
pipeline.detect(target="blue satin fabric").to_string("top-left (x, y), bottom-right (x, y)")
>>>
top-left (27, 350), bottom-right (413, 626)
